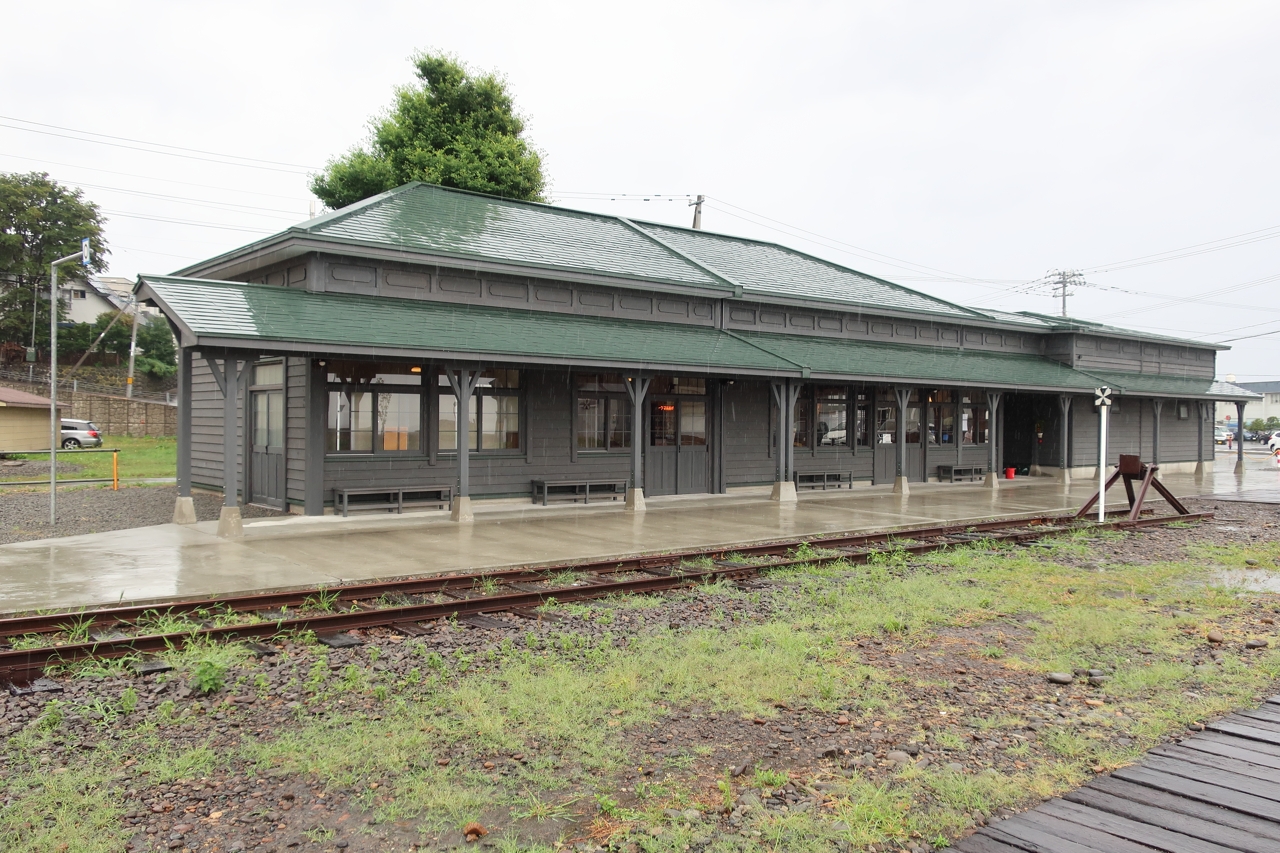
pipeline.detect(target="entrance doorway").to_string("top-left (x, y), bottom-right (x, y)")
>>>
top-left (249, 364), bottom-right (286, 508)
top-left (645, 396), bottom-right (709, 496)
top-left (872, 388), bottom-right (924, 483)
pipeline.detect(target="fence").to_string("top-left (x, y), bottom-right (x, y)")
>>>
top-left (0, 366), bottom-right (173, 405)
top-left (0, 379), bottom-right (178, 438)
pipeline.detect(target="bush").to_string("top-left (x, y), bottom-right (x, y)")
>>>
top-left (190, 659), bottom-right (227, 694)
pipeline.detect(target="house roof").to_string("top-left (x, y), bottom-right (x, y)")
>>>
top-left (173, 183), bottom-right (1074, 326)
top-left (1237, 380), bottom-right (1280, 394)
top-left (1084, 371), bottom-right (1261, 401)
top-left (0, 387), bottom-right (55, 409)
top-left (137, 275), bottom-right (796, 375)
top-left (139, 275), bottom-right (1246, 398)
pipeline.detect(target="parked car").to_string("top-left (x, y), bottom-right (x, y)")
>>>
top-left (1214, 430), bottom-right (1229, 445)
top-left (1269, 433), bottom-right (1280, 453)
top-left (60, 418), bottom-right (102, 449)
top-left (1243, 430), bottom-right (1258, 442)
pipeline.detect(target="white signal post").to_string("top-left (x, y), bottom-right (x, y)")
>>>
top-left (1095, 387), bottom-right (1112, 522)
top-left (48, 237), bottom-right (93, 525)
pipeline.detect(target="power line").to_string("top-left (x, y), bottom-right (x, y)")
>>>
top-left (0, 151), bottom-right (312, 201)
top-left (1082, 224), bottom-right (1280, 275)
top-left (0, 115), bottom-right (320, 170)
top-left (0, 121), bottom-right (313, 174)
top-left (75, 181), bottom-right (304, 220)
top-left (102, 209), bottom-right (276, 234)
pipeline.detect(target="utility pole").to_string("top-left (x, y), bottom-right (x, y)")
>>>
top-left (49, 238), bottom-right (93, 525)
top-left (125, 297), bottom-right (141, 398)
top-left (1049, 269), bottom-right (1083, 317)
top-left (690, 194), bottom-right (704, 230)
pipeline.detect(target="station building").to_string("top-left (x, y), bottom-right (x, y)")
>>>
top-left (134, 183), bottom-right (1259, 528)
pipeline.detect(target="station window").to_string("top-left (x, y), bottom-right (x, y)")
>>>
top-left (783, 384), bottom-right (868, 449)
top-left (649, 376), bottom-right (706, 396)
top-left (438, 369), bottom-right (522, 453)
top-left (927, 390), bottom-right (955, 445)
top-left (575, 373), bottom-right (631, 451)
top-left (961, 390), bottom-right (988, 444)
top-left (873, 388), bottom-right (920, 444)
top-left (324, 359), bottom-right (423, 454)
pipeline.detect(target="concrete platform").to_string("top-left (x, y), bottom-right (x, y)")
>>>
top-left (0, 451), bottom-right (1268, 615)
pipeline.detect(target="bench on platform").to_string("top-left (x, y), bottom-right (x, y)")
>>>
top-left (794, 471), bottom-right (852, 490)
top-left (335, 485), bottom-right (453, 517)
top-left (531, 478), bottom-right (627, 506)
top-left (937, 464), bottom-right (985, 483)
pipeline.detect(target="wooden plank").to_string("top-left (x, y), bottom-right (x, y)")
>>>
top-left (1154, 743), bottom-right (1280, 784)
top-left (1236, 706), bottom-right (1280, 725)
top-left (988, 811), bottom-right (1155, 853)
top-left (1067, 785), bottom-right (1280, 853)
top-left (1087, 776), bottom-right (1280, 843)
top-left (1140, 754), bottom-right (1280, 802)
top-left (951, 834), bottom-right (1035, 853)
top-left (1220, 711), bottom-right (1280, 732)
top-left (1038, 798), bottom-right (1246, 853)
top-left (1208, 719), bottom-right (1280, 746)
top-left (1268, 695), bottom-right (1280, 706)
top-left (1186, 730), bottom-right (1280, 766)
top-left (1112, 765), bottom-right (1280, 820)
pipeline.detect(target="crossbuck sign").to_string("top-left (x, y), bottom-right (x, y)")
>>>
top-left (1095, 387), bottom-right (1112, 521)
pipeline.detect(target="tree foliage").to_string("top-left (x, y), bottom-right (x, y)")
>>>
top-left (311, 51), bottom-right (547, 209)
top-left (62, 310), bottom-right (177, 378)
top-left (0, 172), bottom-right (108, 352)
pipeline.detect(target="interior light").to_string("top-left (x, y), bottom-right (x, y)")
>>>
top-left (410, 366), bottom-right (422, 373)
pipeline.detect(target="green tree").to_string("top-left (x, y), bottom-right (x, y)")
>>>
top-left (0, 172), bottom-right (108, 353)
top-left (311, 51), bottom-right (547, 209)
top-left (63, 310), bottom-right (176, 379)
top-left (1266, 416), bottom-right (1280, 430)
top-left (1248, 418), bottom-right (1265, 432)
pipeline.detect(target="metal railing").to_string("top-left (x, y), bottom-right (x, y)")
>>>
top-left (0, 367), bottom-right (174, 405)
top-left (0, 447), bottom-right (123, 489)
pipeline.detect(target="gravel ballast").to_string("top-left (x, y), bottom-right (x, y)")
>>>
top-left (0, 486), bottom-right (286, 545)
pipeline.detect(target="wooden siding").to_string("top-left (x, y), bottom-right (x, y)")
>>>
top-left (722, 381), bottom-right (775, 486)
top-left (285, 357), bottom-right (307, 505)
top-left (0, 407), bottom-right (54, 451)
top-left (190, 355), bottom-right (243, 493)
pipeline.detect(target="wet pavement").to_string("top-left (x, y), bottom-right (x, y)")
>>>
top-left (2, 450), bottom-right (1277, 614)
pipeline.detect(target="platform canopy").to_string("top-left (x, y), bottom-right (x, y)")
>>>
top-left (130, 274), bottom-right (1248, 397)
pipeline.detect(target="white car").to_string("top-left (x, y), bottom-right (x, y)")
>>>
top-left (1269, 433), bottom-right (1280, 453)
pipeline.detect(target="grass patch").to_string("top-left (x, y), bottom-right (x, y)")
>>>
top-left (1, 435), bottom-right (176, 482)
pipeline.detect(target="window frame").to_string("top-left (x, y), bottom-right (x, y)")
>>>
top-left (323, 360), bottom-right (427, 457)
top-left (572, 373), bottom-right (632, 457)
top-left (436, 368), bottom-right (525, 456)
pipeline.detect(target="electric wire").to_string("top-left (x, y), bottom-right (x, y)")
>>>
top-left (0, 115), bottom-right (319, 170)
top-left (0, 121), bottom-right (313, 174)
top-left (0, 152), bottom-right (312, 201)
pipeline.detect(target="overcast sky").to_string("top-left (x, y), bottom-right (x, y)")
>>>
top-left (4, 1), bottom-right (1278, 379)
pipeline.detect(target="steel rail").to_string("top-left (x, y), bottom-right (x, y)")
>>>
top-left (0, 511), bottom-right (1208, 683)
top-left (0, 510), bottom-right (1139, 636)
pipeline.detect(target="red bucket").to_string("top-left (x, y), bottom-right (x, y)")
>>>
top-left (1004, 467), bottom-right (1016, 480)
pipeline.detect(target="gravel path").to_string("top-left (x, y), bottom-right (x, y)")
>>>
top-left (0, 486), bottom-right (286, 544)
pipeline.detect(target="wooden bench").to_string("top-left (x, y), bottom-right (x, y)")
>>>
top-left (335, 485), bottom-right (453, 517)
top-left (937, 464), bottom-right (985, 483)
top-left (793, 471), bottom-right (852, 490)
top-left (531, 478), bottom-right (627, 506)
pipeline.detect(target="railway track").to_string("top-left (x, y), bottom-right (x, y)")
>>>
top-left (0, 510), bottom-right (1209, 684)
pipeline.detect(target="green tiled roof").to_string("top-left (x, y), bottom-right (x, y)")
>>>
top-left (732, 330), bottom-right (1098, 391)
top-left (1084, 371), bottom-right (1262, 401)
top-left (635, 223), bottom-right (976, 317)
top-left (296, 184), bottom-right (726, 290)
top-left (138, 276), bottom-right (794, 373)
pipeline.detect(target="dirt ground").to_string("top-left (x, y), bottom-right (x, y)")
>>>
top-left (3, 497), bottom-right (1280, 853)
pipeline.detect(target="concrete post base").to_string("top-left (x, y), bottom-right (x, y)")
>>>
top-left (892, 476), bottom-right (910, 495)
top-left (625, 488), bottom-right (646, 512)
top-left (172, 496), bottom-right (197, 525)
top-left (216, 506), bottom-right (243, 538)
top-left (451, 496), bottom-right (474, 523)
top-left (770, 481), bottom-right (797, 502)
top-left (983, 472), bottom-right (1000, 489)
top-left (1193, 461), bottom-right (1206, 479)
top-left (1235, 459), bottom-right (1246, 476)
top-left (1052, 468), bottom-right (1070, 484)
top-left (1029, 464), bottom-right (1044, 477)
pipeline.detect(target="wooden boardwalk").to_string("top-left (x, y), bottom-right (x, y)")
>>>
top-left (946, 695), bottom-right (1280, 853)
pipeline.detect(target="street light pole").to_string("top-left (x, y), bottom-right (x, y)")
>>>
top-left (48, 238), bottom-right (92, 525)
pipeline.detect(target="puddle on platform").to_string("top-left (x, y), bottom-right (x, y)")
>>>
top-left (1207, 567), bottom-right (1280, 593)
